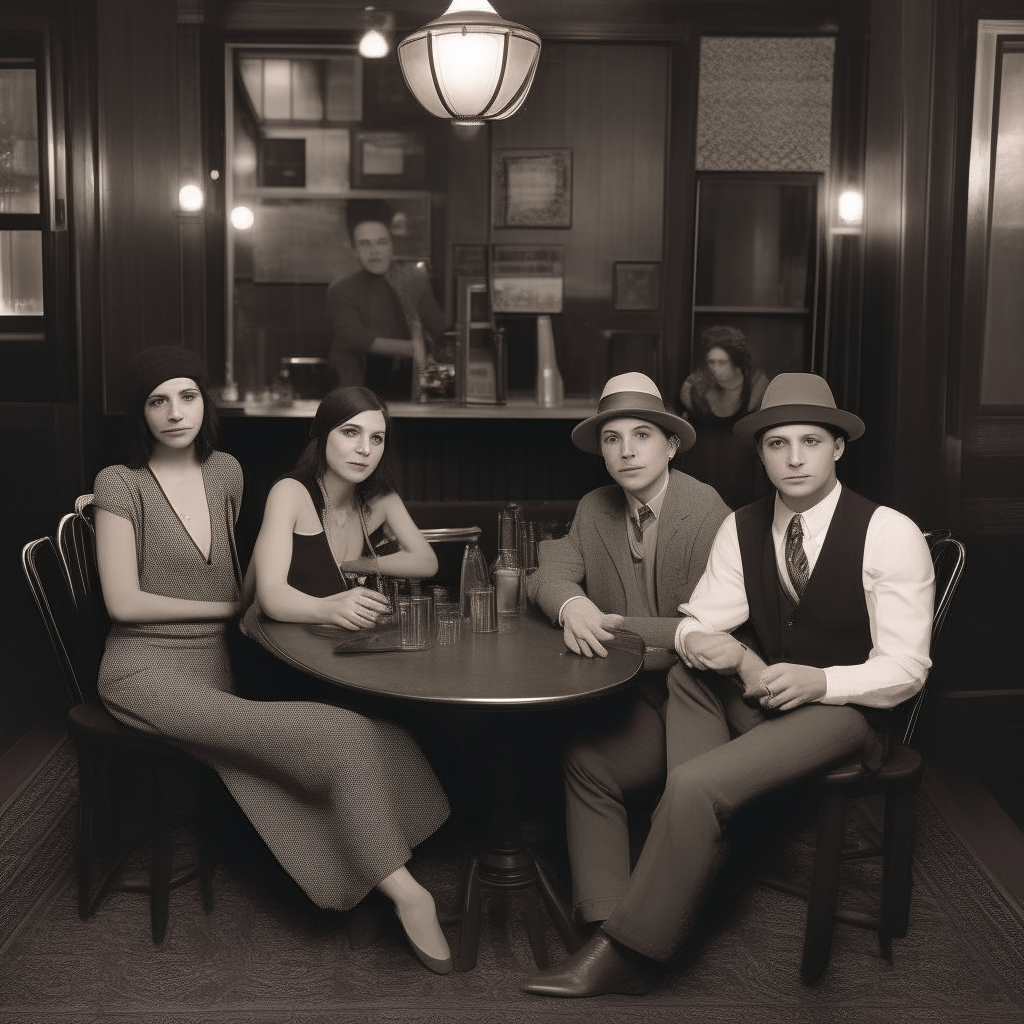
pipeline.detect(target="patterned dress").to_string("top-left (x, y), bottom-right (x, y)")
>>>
top-left (95, 452), bottom-right (450, 911)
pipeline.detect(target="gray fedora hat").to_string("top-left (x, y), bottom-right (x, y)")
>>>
top-left (571, 372), bottom-right (697, 455)
top-left (733, 372), bottom-right (865, 446)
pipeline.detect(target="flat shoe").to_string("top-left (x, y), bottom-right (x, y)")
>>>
top-left (521, 930), bottom-right (657, 998)
top-left (395, 907), bottom-right (453, 975)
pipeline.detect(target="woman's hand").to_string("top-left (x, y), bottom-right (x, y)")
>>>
top-left (320, 587), bottom-right (392, 630)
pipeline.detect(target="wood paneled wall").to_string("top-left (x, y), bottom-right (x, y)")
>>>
top-left (445, 43), bottom-right (669, 397)
top-left (96, 0), bottom-right (181, 412)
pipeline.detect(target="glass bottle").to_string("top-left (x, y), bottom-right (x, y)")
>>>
top-left (459, 535), bottom-right (490, 618)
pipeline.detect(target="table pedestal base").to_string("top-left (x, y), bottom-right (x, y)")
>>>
top-left (460, 844), bottom-right (581, 971)
top-left (458, 714), bottom-right (581, 971)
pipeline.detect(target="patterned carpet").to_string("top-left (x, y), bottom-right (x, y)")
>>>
top-left (0, 739), bottom-right (1022, 1024)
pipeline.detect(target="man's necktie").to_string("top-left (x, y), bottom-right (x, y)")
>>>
top-left (785, 514), bottom-right (810, 600)
top-left (632, 503), bottom-right (655, 545)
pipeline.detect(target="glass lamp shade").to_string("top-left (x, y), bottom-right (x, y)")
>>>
top-left (397, 1), bottom-right (541, 123)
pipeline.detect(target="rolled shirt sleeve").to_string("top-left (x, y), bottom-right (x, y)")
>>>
top-left (819, 507), bottom-right (934, 708)
top-left (674, 515), bottom-right (748, 658)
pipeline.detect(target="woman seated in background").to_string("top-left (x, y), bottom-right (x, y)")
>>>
top-left (679, 325), bottom-right (770, 509)
top-left (94, 350), bottom-right (452, 975)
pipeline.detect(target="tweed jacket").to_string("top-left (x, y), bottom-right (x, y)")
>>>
top-left (528, 470), bottom-right (730, 670)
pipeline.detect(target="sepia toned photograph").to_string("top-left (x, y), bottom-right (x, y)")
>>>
top-left (1, 7), bottom-right (1021, 1024)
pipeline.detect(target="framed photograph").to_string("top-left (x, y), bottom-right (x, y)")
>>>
top-left (351, 130), bottom-right (427, 189)
top-left (492, 149), bottom-right (573, 229)
top-left (613, 261), bottom-right (662, 311)
top-left (490, 245), bottom-right (564, 314)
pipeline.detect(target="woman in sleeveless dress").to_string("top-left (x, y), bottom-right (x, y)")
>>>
top-left (94, 347), bottom-right (452, 974)
top-left (679, 326), bottom-right (770, 509)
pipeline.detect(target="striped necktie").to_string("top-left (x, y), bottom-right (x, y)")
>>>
top-left (785, 514), bottom-right (810, 600)
top-left (632, 503), bottom-right (655, 545)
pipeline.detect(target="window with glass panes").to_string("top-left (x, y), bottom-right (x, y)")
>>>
top-left (0, 47), bottom-right (46, 340)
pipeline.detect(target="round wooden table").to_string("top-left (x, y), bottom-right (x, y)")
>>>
top-left (254, 611), bottom-right (645, 970)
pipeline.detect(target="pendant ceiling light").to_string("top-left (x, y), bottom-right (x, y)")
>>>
top-left (397, 0), bottom-right (541, 125)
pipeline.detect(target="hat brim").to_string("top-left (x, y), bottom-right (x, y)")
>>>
top-left (733, 404), bottom-right (865, 446)
top-left (572, 408), bottom-right (697, 455)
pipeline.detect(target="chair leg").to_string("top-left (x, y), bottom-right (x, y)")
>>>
top-left (459, 855), bottom-right (483, 972)
top-left (195, 773), bottom-right (216, 914)
top-left (801, 789), bottom-right (848, 985)
top-left (150, 763), bottom-right (174, 944)
top-left (880, 777), bottom-right (919, 956)
top-left (75, 741), bottom-right (99, 921)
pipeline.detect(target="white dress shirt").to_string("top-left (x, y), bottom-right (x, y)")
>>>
top-left (558, 471), bottom-right (671, 625)
top-left (674, 482), bottom-right (935, 708)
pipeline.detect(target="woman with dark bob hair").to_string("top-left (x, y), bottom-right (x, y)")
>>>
top-left (679, 325), bottom-right (770, 509)
top-left (249, 385), bottom-right (438, 625)
top-left (244, 384), bottom-right (451, 971)
top-left (94, 351), bottom-right (452, 975)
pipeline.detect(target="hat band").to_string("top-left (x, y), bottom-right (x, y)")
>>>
top-left (597, 391), bottom-right (666, 416)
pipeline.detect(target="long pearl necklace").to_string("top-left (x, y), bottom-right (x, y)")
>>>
top-left (317, 478), bottom-right (360, 566)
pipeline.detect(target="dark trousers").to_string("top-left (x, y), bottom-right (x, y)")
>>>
top-left (566, 664), bottom-right (876, 961)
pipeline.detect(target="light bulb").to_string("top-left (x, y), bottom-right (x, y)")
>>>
top-left (179, 184), bottom-right (204, 212)
top-left (838, 190), bottom-right (863, 225)
top-left (359, 29), bottom-right (390, 59)
top-left (231, 205), bottom-right (255, 230)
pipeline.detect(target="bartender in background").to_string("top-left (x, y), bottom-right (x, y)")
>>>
top-left (327, 199), bottom-right (449, 402)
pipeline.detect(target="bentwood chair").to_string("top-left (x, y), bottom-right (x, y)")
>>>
top-left (23, 500), bottom-right (217, 944)
top-left (763, 530), bottom-right (967, 983)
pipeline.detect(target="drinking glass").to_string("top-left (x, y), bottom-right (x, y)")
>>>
top-left (468, 586), bottom-right (497, 633)
top-left (400, 594), bottom-right (437, 649)
top-left (437, 609), bottom-right (463, 645)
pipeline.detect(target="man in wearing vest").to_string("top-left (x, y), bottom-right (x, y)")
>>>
top-left (523, 373), bottom-right (935, 997)
top-left (527, 372), bottom-right (731, 938)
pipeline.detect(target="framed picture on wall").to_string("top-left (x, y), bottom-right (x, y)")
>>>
top-left (351, 130), bottom-right (427, 189)
top-left (492, 149), bottom-right (573, 229)
top-left (613, 261), bottom-right (661, 311)
top-left (490, 245), bottom-right (564, 314)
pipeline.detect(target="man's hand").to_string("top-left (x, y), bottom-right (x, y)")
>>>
top-left (683, 631), bottom-right (747, 675)
top-left (561, 598), bottom-right (624, 658)
top-left (753, 663), bottom-right (827, 712)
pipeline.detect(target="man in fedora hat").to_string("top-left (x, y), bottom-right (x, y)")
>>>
top-left (524, 373), bottom-right (935, 998)
top-left (527, 371), bottom-right (730, 940)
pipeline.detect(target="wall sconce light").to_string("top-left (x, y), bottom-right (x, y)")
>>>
top-left (397, 0), bottom-right (541, 125)
top-left (231, 205), bottom-right (255, 230)
top-left (359, 7), bottom-right (394, 59)
top-left (837, 190), bottom-right (864, 226)
top-left (179, 184), bottom-right (204, 212)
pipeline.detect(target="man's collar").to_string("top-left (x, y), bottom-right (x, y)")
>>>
top-left (772, 480), bottom-right (842, 536)
top-left (625, 470), bottom-right (671, 520)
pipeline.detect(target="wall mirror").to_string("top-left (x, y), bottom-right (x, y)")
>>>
top-left (691, 173), bottom-right (822, 380)
top-left (224, 43), bottom-right (446, 407)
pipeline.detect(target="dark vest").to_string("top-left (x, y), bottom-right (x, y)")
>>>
top-left (735, 486), bottom-right (878, 669)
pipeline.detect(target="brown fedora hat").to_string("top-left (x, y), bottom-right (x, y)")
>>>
top-left (733, 372), bottom-right (865, 446)
top-left (572, 372), bottom-right (697, 455)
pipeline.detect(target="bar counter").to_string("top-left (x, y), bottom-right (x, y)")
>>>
top-left (218, 396), bottom-right (598, 420)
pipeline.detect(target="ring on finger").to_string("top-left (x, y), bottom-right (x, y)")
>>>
top-left (762, 684), bottom-right (775, 701)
